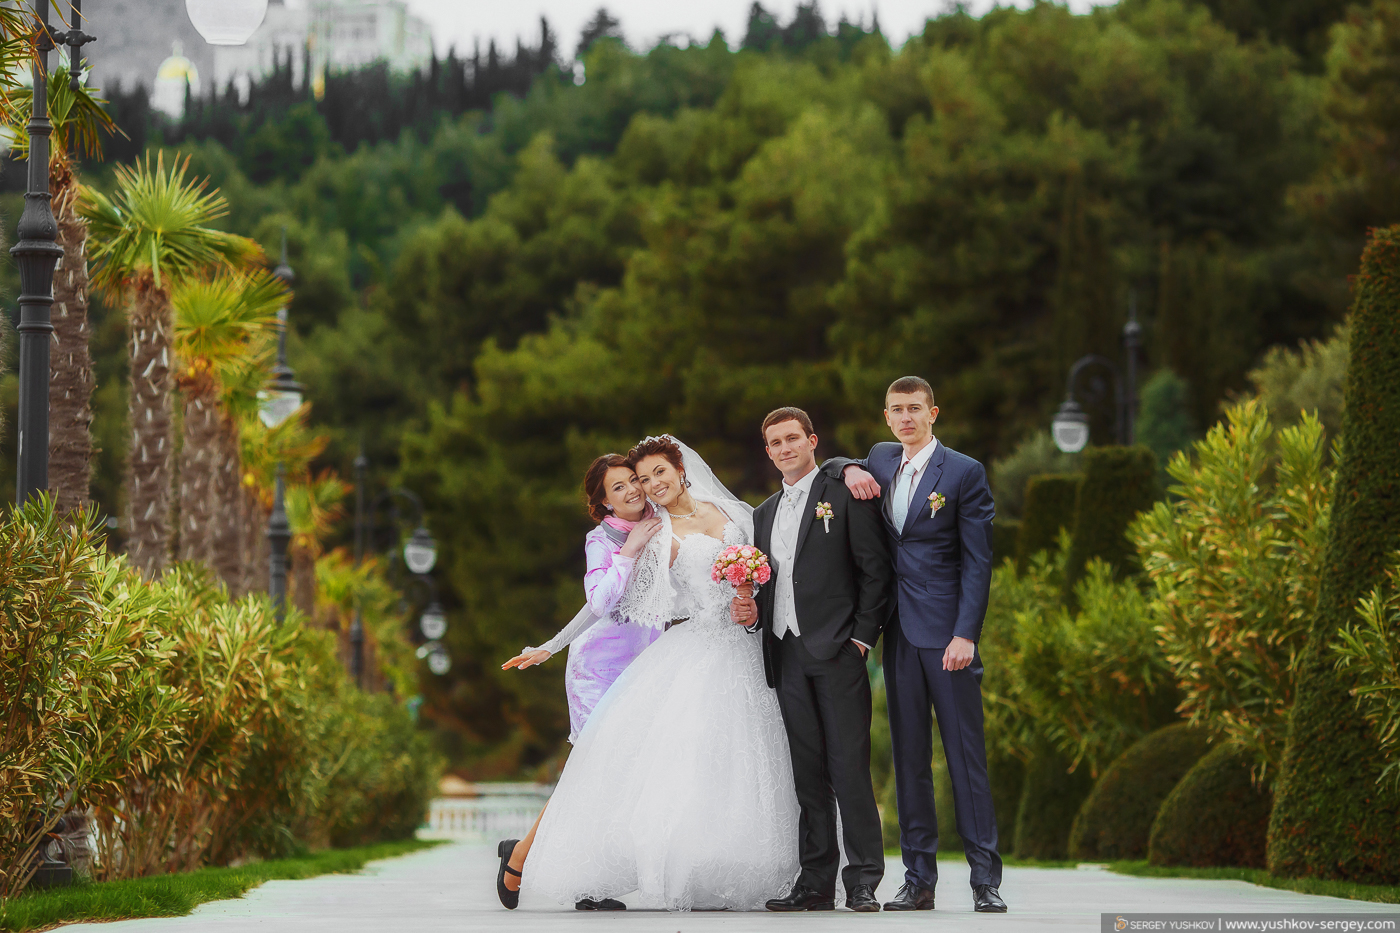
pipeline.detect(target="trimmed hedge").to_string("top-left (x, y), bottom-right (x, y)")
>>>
top-left (1065, 445), bottom-right (1157, 597)
top-left (1015, 474), bottom-right (1081, 575)
top-left (1150, 744), bottom-right (1272, 868)
top-left (1013, 741), bottom-right (1095, 859)
top-left (1069, 723), bottom-right (1211, 861)
top-left (993, 519), bottom-right (1021, 568)
top-left (1268, 225), bottom-right (1400, 883)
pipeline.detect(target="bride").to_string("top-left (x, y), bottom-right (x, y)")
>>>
top-left (521, 435), bottom-right (800, 911)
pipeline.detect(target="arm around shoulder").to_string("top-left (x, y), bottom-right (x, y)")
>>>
top-left (846, 489), bottom-right (893, 648)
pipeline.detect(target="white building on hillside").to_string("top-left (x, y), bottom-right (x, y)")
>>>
top-left (211, 0), bottom-right (434, 101)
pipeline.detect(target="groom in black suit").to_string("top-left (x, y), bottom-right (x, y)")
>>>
top-left (821, 376), bottom-right (1006, 913)
top-left (733, 407), bottom-right (892, 913)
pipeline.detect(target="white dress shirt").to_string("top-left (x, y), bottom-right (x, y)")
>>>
top-left (770, 466), bottom-right (818, 640)
top-left (888, 437), bottom-right (940, 529)
top-left (765, 466), bottom-right (871, 651)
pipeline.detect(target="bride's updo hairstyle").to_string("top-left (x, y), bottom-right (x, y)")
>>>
top-left (583, 453), bottom-right (631, 522)
top-left (627, 436), bottom-right (686, 483)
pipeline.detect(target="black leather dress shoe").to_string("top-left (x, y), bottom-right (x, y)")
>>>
top-left (575, 897), bottom-right (626, 910)
top-left (883, 881), bottom-right (936, 911)
top-left (765, 884), bottom-right (836, 911)
top-left (845, 884), bottom-right (881, 912)
top-left (495, 839), bottom-right (521, 910)
top-left (974, 884), bottom-right (1007, 912)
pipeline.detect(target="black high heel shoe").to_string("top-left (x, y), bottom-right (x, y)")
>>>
top-left (496, 839), bottom-right (522, 909)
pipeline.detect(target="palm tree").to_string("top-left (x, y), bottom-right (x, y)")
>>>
top-left (210, 343), bottom-right (271, 594)
top-left (7, 65), bottom-right (121, 516)
top-left (171, 270), bottom-right (285, 566)
top-left (81, 153), bottom-right (260, 578)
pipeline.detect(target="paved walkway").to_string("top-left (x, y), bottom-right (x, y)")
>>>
top-left (63, 841), bottom-right (1396, 932)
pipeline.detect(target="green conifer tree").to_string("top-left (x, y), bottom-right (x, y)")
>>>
top-left (1267, 225), bottom-right (1400, 883)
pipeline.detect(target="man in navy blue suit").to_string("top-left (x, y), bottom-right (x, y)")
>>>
top-left (821, 376), bottom-right (1007, 914)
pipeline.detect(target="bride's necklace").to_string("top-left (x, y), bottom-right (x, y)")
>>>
top-left (666, 497), bottom-right (699, 521)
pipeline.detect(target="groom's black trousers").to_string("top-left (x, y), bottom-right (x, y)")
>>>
top-left (776, 632), bottom-right (884, 897)
top-left (885, 618), bottom-right (1003, 891)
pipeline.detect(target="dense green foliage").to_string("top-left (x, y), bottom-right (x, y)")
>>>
top-left (1135, 370), bottom-right (1197, 471)
top-left (1069, 723), bottom-right (1212, 860)
top-left (1269, 226), bottom-right (1400, 883)
top-left (0, 501), bottom-right (439, 898)
top-left (1015, 474), bottom-right (1081, 574)
top-left (1064, 445), bottom-right (1158, 594)
top-left (984, 544), bottom-right (1178, 776)
top-left (1151, 743), bottom-right (1273, 868)
top-left (1133, 402), bottom-right (1330, 776)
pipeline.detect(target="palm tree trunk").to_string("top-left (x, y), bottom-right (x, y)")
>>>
top-left (210, 418), bottom-right (245, 594)
top-left (127, 276), bottom-right (174, 579)
top-left (243, 487), bottom-right (269, 595)
top-left (176, 382), bottom-right (220, 564)
top-left (48, 160), bottom-right (94, 517)
top-left (290, 540), bottom-right (316, 619)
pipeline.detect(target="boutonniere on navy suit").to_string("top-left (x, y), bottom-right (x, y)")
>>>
top-left (822, 435), bottom-right (1004, 912)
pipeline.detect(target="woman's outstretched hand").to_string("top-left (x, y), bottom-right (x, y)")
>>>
top-left (619, 517), bottom-right (664, 558)
top-left (502, 648), bottom-right (552, 670)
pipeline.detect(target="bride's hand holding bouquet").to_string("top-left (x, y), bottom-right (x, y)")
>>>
top-left (716, 544), bottom-right (772, 625)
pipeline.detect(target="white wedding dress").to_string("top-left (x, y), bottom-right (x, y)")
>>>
top-left (521, 519), bottom-right (800, 911)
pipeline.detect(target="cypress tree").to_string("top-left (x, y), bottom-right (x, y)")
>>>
top-left (1267, 225), bottom-right (1400, 883)
top-left (1015, 474), bottom-right (1082, 575)
top-left (1064, 445), bottom-right (1157, 595)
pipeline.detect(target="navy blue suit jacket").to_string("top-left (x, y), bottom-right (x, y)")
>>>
top-left (823, 442), bottom-right (995, 649)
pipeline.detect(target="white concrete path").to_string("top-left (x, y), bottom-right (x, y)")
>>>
top-left (62, 841), bottom-right (1396, 932)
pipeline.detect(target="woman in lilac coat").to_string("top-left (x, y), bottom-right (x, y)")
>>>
top-left (495, 453), bottom-right (663, 910)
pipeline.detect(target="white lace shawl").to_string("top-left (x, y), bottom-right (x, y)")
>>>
top-left (527, 436), bottom-right (753, 653)
top-left (618, 436), bottom-right (753, 630)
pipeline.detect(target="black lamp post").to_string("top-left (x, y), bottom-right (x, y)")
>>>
top-left (262, 236), bottom-right (300, 620)
top-left (13, 1), bottom-right (95, 505)
top-left (1051, 294), bottom-right (1143, 453)
top-left (350, 471), bottom-right (442, 685)
top-left (350, 445), bottom-right (368, 686)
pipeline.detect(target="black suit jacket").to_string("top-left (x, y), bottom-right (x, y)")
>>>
top-left (753, 470), bottom-right (893, 688)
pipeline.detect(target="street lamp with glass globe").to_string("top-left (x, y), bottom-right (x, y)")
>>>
top-left (185, 0), bottom-right (268, 45)
top-left (261, 236), bottom-right (300, 621)
top-left (403, 526), bottom-right (438, 575)
top-left (1051, 399), bottom-right (1091, 454)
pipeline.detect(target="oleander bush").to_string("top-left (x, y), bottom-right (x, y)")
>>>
top-left (1132, 401), bottom-right (1330, 778)
top-left (0, 500), bottom-right (441, 900)
top-left (1150, 743), bottom-right (1272, 869)
top-left (983, 541), bottom-right (1177, 778)
top-left (1069, 723), bottom-right (1212, 861)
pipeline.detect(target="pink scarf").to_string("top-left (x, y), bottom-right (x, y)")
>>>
top-left (602, 501), bottom-right (655, 535)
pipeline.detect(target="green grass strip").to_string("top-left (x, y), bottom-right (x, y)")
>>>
top-left (1108, 860), bottom-right (1400, 904)
top-left (0, 838), bottom-right (444, 932)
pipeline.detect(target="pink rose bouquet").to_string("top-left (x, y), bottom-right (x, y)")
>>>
top-left (711, 543), bottom-right (773, 597)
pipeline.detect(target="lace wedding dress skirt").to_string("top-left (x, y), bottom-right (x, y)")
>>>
top-left (521, 522), bottom-right (800, 911)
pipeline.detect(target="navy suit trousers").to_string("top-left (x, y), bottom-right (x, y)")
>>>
top-left (885, 616), bottom-right (1002, 891)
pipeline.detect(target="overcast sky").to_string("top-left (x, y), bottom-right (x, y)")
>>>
top-left (400, 0), bottom-right (1108, 56)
